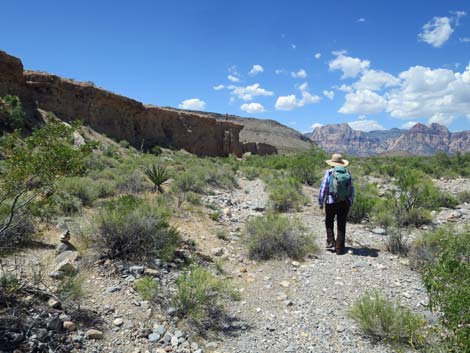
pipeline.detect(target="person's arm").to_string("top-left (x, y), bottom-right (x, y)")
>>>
top-left (318, 170), bottom-right (330, 208)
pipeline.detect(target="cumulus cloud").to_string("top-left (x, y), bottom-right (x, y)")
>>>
top-left (275, 69), bottom-right (287, 75)
top-left (179, 98), bottom-right (206, 111)
top-left (348, 119), bottom-right (385, 131)
top-left (314, 53), bottom-right (321, 59)
top-left (291, 69), bottom-right (308, 79)
top-left (353, 70), bottom-right (400, 91)
top-left (228, 74), bottom-right (240, 82)
top-left (213, 84), bottom-right (225, 91)
top-left (329, 51), bottom-right (370, 79)
top-left (249, 64), bottom-right (264, 76)
top-left (357, 18), bottom-right (366, 23)
top-left (310, 123), bottom-right (324, 130)
top-left (335, 84), bottom-right (353, 92)
top-left (339, 89), bottom-right (387, 114)
top-left (418, 17), bottom-right (454, 48)
top-left (386, 65), bottom-right (470, 125)
top-left (275, 83), bottom-right (321, 110)
top-left (460, 37), bottom-right (470, 42)
top-left (240, 102), bottom-right (266, 114)
top-left (230, 83), bottom-right (274, 101)
top-left (450, 10), bottom-right (467, 25)
top-left (401, 121), bottom-right (420, 129)
top-left (323, 90), bottom-right (335, 100)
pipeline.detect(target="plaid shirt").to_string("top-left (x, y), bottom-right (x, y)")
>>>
top-left (318, 168), bottom-right (355, 206)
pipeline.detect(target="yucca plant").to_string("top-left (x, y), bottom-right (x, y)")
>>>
top-left (144, 165), bottom-right (169, 193)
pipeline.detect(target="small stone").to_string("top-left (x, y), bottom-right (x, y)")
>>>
top-left (190, 342), bottom-right (199, 351)
top-left (72, 334), bottom-right (83, 343)
top-left (138, 328), bottom-right (152, 338)
top-left (402, 292), bottom-right (412, 299)
top-left (171, 335), bottom-right (179, 346)
top-left (223, 208), bottom-right (232, 217)
top-left (284, 300), bottom-right (294, 307)
top-left (211, 247), bottom-right (226, 257)
top-left (63, 321), bottom-right (76, 331)
top-left (336, 325), bottom-right (345, 333)
top-left (54, 259), bottom-right (77, 275)
top-left (113, 318), bottom-right (124, 327)
top-left (371, 228), bottom-right (387, 235)
top-left (148, 333), bottom-right (160, 343)
top-left (279, 281), bottom-right (290, 288)
top-left (174, 330), bottom-right (184, 339)
top-left (144, 268), bottom-right (160, 276)
top-left (153, 324), bottom-right (166, 336)
top-left (48, 298), bottom-right (61, 309)
top-left (55, 250), bottom-right (80, 264)
top-left (86, 329), bottom-right (103, 339)
top-left (47, 316), bottom-right (63, 332)
top-left (167, 307), bottom-right (177, 316)
top-left (129, 265), bottom-right (145, 275)
top-left (107, 285), bottom-right (121, 293)
top-left (206, 342), bottom-right (218, 349)
top-left (291, 261), bottom-right (300, 267)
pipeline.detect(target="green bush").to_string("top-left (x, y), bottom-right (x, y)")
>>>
top-left (348, 183), bottom-right (379, 223)
top-left (57, 273), bottom-right (85, 306)
top-left (172, 171), bottom-right (206, 194)
top-left (457, 191), bottom-right (470, 204)
top-left (0, 95), bottom-right (26, 130)
top-left (173, 265), bottom-right (239, 331)
top-left (134, 276), bottom-right (159, 301)
top-left (185, 191), bottom-right (202, 205)
top-left (245, 213), bottom-right (317, 260)
top-left (94, 179), bottom-right (117, 198)
top-left (51, 191), bottom-right (82, 215)
top-left (241, 166), bottom-right (260, 180)
top-left (57, 177), bottom-right (99, 206)
top-left (419, 226), bottom-right (470, 351)
top-left (116, 171), bottom-right (150, 194)
top-left (384, 229), bottom-right (409, 256)
top-left (349, 290), bottom-right (426, 347)
top-left (268, 177), bottom-right (306, 212)
top-left (93, 195), bottom-right (179, 261)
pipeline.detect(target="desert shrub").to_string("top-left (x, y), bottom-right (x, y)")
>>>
top-left (241, 166), bottom-right (260, 180)
top-left (50, 192), bottom-right (82, 216)
top-left (144, 165), bottom-right (169, 193)
top-left (457, 191), bottom-right (470, 204)
top-left (245, 213), bottom-right (317, 260)
top-left (119, 140), bottom-right (130, 148)
top-left (0, 95), bottom-right (26, 130)
top-left (384, 229), bottom-right (409, 256)
top-left (57, 177), bottom-right (99, 206)
top-left (173, 265), bottom-right (239, 331)
top-left (349, 290), bottom-right (426, 347)
top-left (94, 179), bottom-right (117, 198)
top-left (0, 273), bottom-right (22, 299)
top-left (0, 210), bottom-right (34, 248)
top-left (134, 276), bottom-right (159, 301)
top-left (372, 199), bottom-right (397, 228)
top-left (348, 183), bottom-right (379, 223)
top-left (420, 226), bottom-right (470, 351)
top-left (172, 171), bottom-right (206, 194)
top-left (150, 145), bottom-right (163, 156)
top-left (93, 195), bottom-right (179, 261)
top-left (185, 191), bottom-right (202, 205)
top-left (216, 229), bottom-right (228, 240)
top-left (57, 273), bottom-right (85, 306)
top-left (268, 177), bottom-right (306, 212)
top-left (435, 192), bottom-right (459, 209)
top-left (116, 171), bottom-right (150, 194)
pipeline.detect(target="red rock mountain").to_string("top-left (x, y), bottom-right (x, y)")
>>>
top-left (306, 123), bottom-right (470, 156)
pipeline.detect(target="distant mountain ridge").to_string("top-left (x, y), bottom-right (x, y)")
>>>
top-left (305, 123), bottom-right (470, 156)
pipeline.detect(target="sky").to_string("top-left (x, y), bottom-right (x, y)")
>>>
top-left (1, 0), bottom-right (469, 132)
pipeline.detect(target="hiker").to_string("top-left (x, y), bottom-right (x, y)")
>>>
top-left (318, 153), bottom-right (355, 255)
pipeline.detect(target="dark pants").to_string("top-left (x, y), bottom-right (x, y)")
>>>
top-left (325, 201), bottom-right (350, 253)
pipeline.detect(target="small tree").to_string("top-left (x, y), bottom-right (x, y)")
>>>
top-left (144, 165), bottom-right (169, 193)
top-left (0, 122), bottom-right (93, 243)
top-left (0, 95), bottom-right (26, 130)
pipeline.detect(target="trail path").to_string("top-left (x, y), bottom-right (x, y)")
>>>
top-left (212, 178), bottom-right (430, 353)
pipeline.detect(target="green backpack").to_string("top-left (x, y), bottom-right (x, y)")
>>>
top-left (328, 166), bottom-right (352, 202)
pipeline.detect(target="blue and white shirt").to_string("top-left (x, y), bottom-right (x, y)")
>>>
top-left (318, 168), bottom-right (355, 206)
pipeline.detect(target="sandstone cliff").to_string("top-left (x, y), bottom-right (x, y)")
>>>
top-left (306, 123), bottom-right (470, 156)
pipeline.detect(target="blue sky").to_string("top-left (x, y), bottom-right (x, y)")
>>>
top-left (1, 0), bottom-right (469, 132)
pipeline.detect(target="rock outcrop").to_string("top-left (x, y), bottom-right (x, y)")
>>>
top-left (306, 123), bottom-right (470, 156)
top-left (0, 50), bottom-right (40, 124)
top-left (24, 72), bottom-right (243, 156)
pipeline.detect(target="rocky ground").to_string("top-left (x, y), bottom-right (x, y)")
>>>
top-left (2, 177), bottom-right (469, 353)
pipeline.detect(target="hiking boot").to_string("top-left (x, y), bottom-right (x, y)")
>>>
top-left (336, 247), bottom-right (345, 255)
top-left (326, 240), bottom-right (335, 249)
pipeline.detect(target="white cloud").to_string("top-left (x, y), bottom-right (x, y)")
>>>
top-left (275, 69), bottom-right (287, 75)
top-left (323, 90), bottom-right (335, 100)
top-left (230, 83), bottom-right (274, 101)
top-left (348, 119), bottom-right (385, 131)
top-left (451, 10), bottom-right (467, 25)
top-left (249, 64), bottom-right (264, 76)
top-left (291, 69), bottom-right (308, 79)
top-left (310, 123), bottom-right (324, 130)
top-left (353, 70), bottom-right (400, 91)
top-left (357, 18), bottom-right (366, 23)
top-left (179, 98), bottom-right (206, 111)
top-left (314, 53), bottom-right (321, 59)
top-left (460, 37), bottom-right (470, 42)
top-left (291, 44), bottom-right (297, 49)
top-left (275, 83), bottom-right (321, 110)
top-left (386, 65), bottom-right (470, 123)
top-left (329, 51), bottom-right (370, 79)
top-left (401, 121), bottom-right (420, 129)
top-left (213, 84), bottom-right (225, 91)
top-left (339, 89), bottom-right (387, 114)
top-left (228, 74), bottom-right (240, 82)
top-left (428, 113), bottom-right (456, 126)
top-left (240, 102), bottom-right (266, 114)
top-left (289, 121), bottom-right (297, 125)
top-left (336, 84), bottom-right (353, 92)
top-left (418, 17), bottom-right (453, 48)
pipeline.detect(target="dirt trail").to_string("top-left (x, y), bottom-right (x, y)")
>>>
top-left (213, 178), bottom-right (430, 353)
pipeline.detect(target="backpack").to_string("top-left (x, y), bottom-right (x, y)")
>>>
top-left (328, 166), bottom-right (352, 202)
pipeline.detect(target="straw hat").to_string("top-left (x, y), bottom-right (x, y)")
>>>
top-left (326, 153), bottom-right (349, 167)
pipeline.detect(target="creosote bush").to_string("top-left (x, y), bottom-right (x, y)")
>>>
top-left (384, 229), bottom-right (410, 256)
top-left (245, 213), bottom-right (317, 260)
top-left (57, 177), bottom-right (99, 207)
top-left (268, 177), bottom-right (306, 212)
top-left (349, 290), bottom-right (426, 348)
top-left (347, 183), bottom-right (379, 223)
top-left (173, 265), bottom-right (239, 331)
top-left (93, 195), bottom-right (179, 261)
top-left (134, 276), bottom-right (159, 301)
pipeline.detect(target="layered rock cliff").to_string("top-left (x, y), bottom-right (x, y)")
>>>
top-left (306, 123), bottom-right (470, 156)
top-left (0, 50), bottom-right (247, 157)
